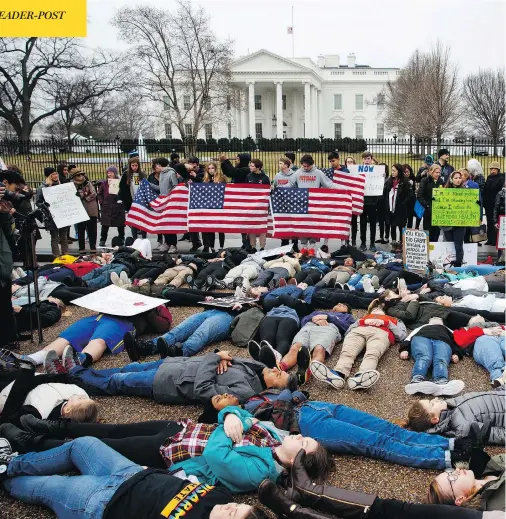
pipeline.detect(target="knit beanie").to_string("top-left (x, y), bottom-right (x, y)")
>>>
top-left (107, 166), bottom-right (118, 176)
top-left (44, 167), bottom-right (56, 177)
top-left (438, 149), bottom-right (450, 158)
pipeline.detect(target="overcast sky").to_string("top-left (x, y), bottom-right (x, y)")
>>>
top-left (86, 0), bottom-right (505, 75)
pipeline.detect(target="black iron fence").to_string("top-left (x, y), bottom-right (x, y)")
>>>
top-left (1, 136), bottom-right (504, 185)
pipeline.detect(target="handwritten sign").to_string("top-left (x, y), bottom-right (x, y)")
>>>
top-left (402, 228), bottom-right (429, 273)
top-left (348, 165), bottom-right (385, 196)
top-left (42, 182), bottom-right (89, 229)
top-left (71, 285), bottom-right (168, 316)
top-left (429, 242), bottom-right (477, 268)
top-left (497, 215), bottom-right (506, 250)
top-left (108, 179), bottom-right (120, 195)
top-left (254, 245), bottom-right (293, 258)
top-left (431, 188), bottom-right (480, 227)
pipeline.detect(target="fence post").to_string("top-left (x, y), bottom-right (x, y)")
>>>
top-left (470, 136), bottom-right (475, 158)
top-left (393, 134), bottom-right (397, 163)
top-left (51, 135), bottom-right (58, 168)
top-left (115, 135), bottom-right (122, 172)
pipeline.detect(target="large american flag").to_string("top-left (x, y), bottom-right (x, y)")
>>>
top-left (269, 188), bottom-right (352, 239)
top-left (125, 179), bottom-right (189, 234)
top-left (188, 183), bottom-right (270, 233)
top-left (332, 170), bottom-right (366, 215)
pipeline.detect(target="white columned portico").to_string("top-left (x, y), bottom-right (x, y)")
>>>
top-left (304, 82), bottom-right (311, 138)
top-left (292, 89), bottom-right (298, 137)
top-left (235, 90), bottom-right (242, 138)
top-left (247, 82), bottom-right (255, 139)
top-left (311, 86), bottom-right (318, 138)
top-left (275, 81), bottom-right (283, 139)
top-left (241, 88), bottom-right (248, 139)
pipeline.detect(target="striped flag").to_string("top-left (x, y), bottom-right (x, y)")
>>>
top-left (269, 188), bottom-right (352, 239)
top-left (332, 170), bottom-right (366, 215)
top-left (125, 180), bottom-right (189, 234)
top-left (188, 183), bottom-right (270, 233)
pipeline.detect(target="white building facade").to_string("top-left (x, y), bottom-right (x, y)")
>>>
top-left (158, 50), bottom-right (400, 142)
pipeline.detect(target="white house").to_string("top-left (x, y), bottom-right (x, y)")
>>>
top-left (157, 49), bottom-right (400, 141)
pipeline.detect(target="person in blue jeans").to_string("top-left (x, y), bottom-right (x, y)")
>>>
top-left (401, 318), bottom-right (465, 397)
top-left (0, 436), bottom-right (254, 519)
top-left (473, 334), bottom-right (506, 387)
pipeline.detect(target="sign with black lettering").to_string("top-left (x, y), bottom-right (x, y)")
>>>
top-left (402, 228), bottom-right (429, 273)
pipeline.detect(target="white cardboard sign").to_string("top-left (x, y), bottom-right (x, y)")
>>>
top-left (403, 228), bottom-right (429, 272)
top-left (348, 165), bottom-right (385, 196)
top-left (497, 215), bottom-right (505, 250)
top-left (429, 242), bottom-right (478, 269)
top-left (71, 284), bottom-right (169, 316)
top-left (42, 183), bottom-right (89, 228)
top-left (108, 179), bottom-right (120, 195)
top-left (254, 245), bottom-right (293, 258)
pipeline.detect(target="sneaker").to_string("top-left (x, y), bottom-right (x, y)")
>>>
top-left (369, 245), bottom-right (377, 252)
top-left (99, 241), bottom-right (106, 247)
top-left (492, 370), bottom-right (506, 388)
top-left (296, 346), bottom-right (312, 385)
top-left (300, 248), bottom-right (308, 255)
top-left (310, 361), bottom-right (345, 390)
top-left (168, 245), bottom-right (178, 254)
top-left (62, 345), bottom-right (81, 372)
top-left (234, 285), bottom-right (247, 297)
top-left (434, 379), bottom-right (465, 396)
top-left (124, 331), bottom-right (140, 362)
top-left (359, 243), bottom-right (367, 251)
top-left (185, 274), bottom-right (197, 289)
top-left (233, 277), bottom-right (244, 288)
top-left (157, 337), bottom-right (170, 359)
top-left (371, 275), bottom-right (380, 289)
top-left (288, 278), bottom-right (297, 285)
top-left (158, 243), bottom-right (169, 252)
top-left (362, 277), bottom-right (375, 294)
top-left (43, 350), bottom-right (67, 375)
top-left (267, 278), bottom-right (278, 290)
top-left (0, 349), bottom-right (36, 371)
top-left (258, 343), bottom-right (281, 369)
top-left (119, 271), bottom-right (130, 285)
top-left (247, 340), bottom-right (261, 361)
top-left (278, 278), bottom-right (287, 287)
top-left (208, 276), bottom-right (227, 290)
top-left (397, 278), bottom-right (408, 293)
top-left (166, 342), bottom-right (184, 358)
top-left (260, 341), bottom-right (282, 364)
top-left (15, 267), bottom-right (26, 279)
top-left (155, 242), bottom-right (164, 251)
top-left (110, 271), bottom-right (121, 286)
top-left (404, 376), bottom-right (440, 395)
top-left (0, 438), bottom-right (15, 479)
top-left (347, 370), bottom-right (380, 390)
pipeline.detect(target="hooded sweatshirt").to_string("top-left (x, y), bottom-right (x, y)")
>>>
top-left (159, 166), bottom-right (178, 195)
top-left (292, 166), bottom-right (338, 189)
top-left (220, 153), bottom-right (251, 184)
top-left (273, 169), bottom-right (296, 188)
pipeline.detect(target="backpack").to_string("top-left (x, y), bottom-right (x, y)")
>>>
top-left (230, 307), bottom-right (265, 347)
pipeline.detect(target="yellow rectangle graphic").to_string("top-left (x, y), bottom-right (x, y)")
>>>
top-left (0, 0), bottom-right (86, 37)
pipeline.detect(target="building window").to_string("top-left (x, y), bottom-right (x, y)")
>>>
top-left (226, 96), bottom-right (231, 110)
top-left (377, 123), bottom-right (385, 140)
top-left (255, 122), bottom-right (263, 140)
top-left (377, 93), bottom-right (386, 107)
top-left (254, 95), bottom-right (262, 110)
top-left (163, 96), bottom-right (170, 111)
top-left (333, 94), bottom-right (342, 110)
top-left (355, 94), bottom-right (364, 110)
top-left (164, 123), bottom-right (172, 139)
top-left (282, 94), bottom-right (287, 110)
top-left (205, 124), bottom-right (213, 140)
top-left (204, 98), bottom-right (211, 111)
top-left (334, 123), bottom-right (342, 139)
top-left (227, 122), bottom-right (232, 139)
top-left (183, 95), bottom-right (191, 111)
top-left (355, 123), bottom-right (363, 139)
top-left (184, 123), bottom-right (193, 136)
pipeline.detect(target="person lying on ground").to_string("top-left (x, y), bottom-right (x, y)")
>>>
top-left (398, 386), bottom-right (505, 445)
top-left (11, 277), bottom-right (98, 305)
top-left (43, 348), bottom-right (297, 405)
top-left (13, 298), bottom-right (63, 332)
top-left (250, 254), bottom-right (301, 289)
top-left (310, 306), bottom-right (407, 391)
top-left (400, 317), bottom-right (465, 396)
top-left (0, 436), bottom-right (266, 519)
top-left (220, 253), bottom-right (266, 290)
top-left (313, 258), bottom-right (357, 288)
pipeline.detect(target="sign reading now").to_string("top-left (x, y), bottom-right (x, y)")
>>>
top-left (0, 0), bottom-right (86, 37)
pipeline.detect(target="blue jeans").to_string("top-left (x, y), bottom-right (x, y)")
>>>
top-left (473, 335), bottom-right (506, 381)
top-left (347, 273), bottom-right (362, 287)
top-left (82, 264), bottom-right (126, 289)
top-left (452, 265), bottom-right (503, 275)
top-left (411, 336), bottom-right (452, 382)
top-left (160, 309), bottom-right (233, 357)
top-left (70, 360), bottom-right (163, 397)
top-left (298, 402), bottom-right (451, 469)
top-left (4, 437), bottom-right (143, 519)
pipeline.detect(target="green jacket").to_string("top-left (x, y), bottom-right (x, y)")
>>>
top-left (480, 454), bottom-right (505, 511)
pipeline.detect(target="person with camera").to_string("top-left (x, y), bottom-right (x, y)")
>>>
top-left (36, 167), bottom-right (68, 259)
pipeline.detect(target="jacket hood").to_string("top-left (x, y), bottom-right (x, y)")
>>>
top-left (237, 153), bottom-right (251, 168)
top-left (277, 169), bottom-right (295, 177)
top-left (426, 409), bottom-right (453, 436)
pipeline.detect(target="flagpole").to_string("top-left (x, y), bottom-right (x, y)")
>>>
top-left (291, 5), bottom-right (294, 57)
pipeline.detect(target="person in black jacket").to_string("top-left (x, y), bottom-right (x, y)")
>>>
top-left (417, 164), bottom-right (444, 242)
top-left (386, 163), bottom-right (412, 251)
top-left (483, 162), bottom-right (505, 245)
top-left (404, 164), bottom-right (419, 228)
top-left (119, 157), bottom-right (147, 240)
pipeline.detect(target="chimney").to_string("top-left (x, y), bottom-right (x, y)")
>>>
top-left (347, 53), bottom-right (356, 68)
top-left (324, 55), bottom-right (340, 68)
top-left (317, 55), bottom-right (325, 68)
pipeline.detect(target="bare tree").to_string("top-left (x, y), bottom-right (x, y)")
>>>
top-left (111, 1), bottom-right (235, 144)
top-left (463, 68), bottom-right (505, 155)
top-left (0, 38), bottom-right (126, 152)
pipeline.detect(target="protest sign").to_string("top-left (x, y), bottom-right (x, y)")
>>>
top-left (71, 285), bottom-right (168, 316)
top-left (429, 242), bottom-right (477, 268)
top-left (200, 296), bottom-right (258, 308)
top-left (431, 188), bottom-right (480, 227)
top-left (402, 228), bottom-right (429, 273)
top-left (42, 182), bottom-right (89, 228)
top-left (254, 245), bottom-right (293, 258)
top-left (497, 215), bottom-right (505, 250)
top-left (108, 179), bottom-right (120, 195)
top-left (348, 165), bottom-right (385, 196)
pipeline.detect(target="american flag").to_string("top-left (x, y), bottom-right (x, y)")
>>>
top-left (269, 188), bottom-right (352, 239)
top-left (332, 170), bottom-right (366, 215)
top-left (125, 179), bottom-right (189, 234)
top-left (188, 183), bottom-right (270, 233)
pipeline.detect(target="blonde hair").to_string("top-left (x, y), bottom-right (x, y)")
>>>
top-left (429, 164), bottom-right (442, 176)
top-left (67, 399), bottom-right (99, 423)
top-left (427, 479), bottom-right (483, 509)
top-left (345, 156), bottom-right (356, 164)
top-left (459, 168), bottom-right (470, 179)
top-left (204, 162), bottom-right (226, 183)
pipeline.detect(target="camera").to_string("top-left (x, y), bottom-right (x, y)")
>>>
top-left (19, 202), bottom-right (52, 235)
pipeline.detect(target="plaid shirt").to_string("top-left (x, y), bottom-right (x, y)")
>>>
top-left (160, 419), bottom-right (281, 467)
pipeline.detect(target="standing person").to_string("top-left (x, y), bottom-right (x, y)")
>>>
top-left (147, 160), bottom-right (165, 251)
top-left (375, 163), bottom-right (389, 246)
top-left (493, 178), bottom-right (505, 263)
top-left (275, 158), bottom-right (298, 251)
top-left (202, 162), bottom-right (226, 253)
top-left (119, 157), bottom-right (147, 240)
top-left (359, 151), bottom-right (379, 251)
top-left (69, 168), bottom-right (98, 255)
top-left (56, 163), bottom-right (68, 184)
top-left (483, 161), bottom-right (504, 245)
top-left (98, 166), bottom-right (125, 247)
top-left (403, 164), bottom-right (418, 228)
top-left (284, 152), bottom-right (298, 171)
top-left (345, 156), bottom-right (356, 168)
top-left (467, 159), bottom-right (486, 194)
top-left (416, 155), bottom-right (434, 182)
top-left (436, 149), bottom-right (455, 184)
top-left (36, 168), bottom-right (68, 259)
top-left (247, 159), bottom-right (270, 253)
top-left (386, 163), bottom-right (411, 252)
top-left (417, 164), bottom-right (444, 242)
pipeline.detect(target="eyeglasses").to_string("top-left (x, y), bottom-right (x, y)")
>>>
top-left (447, 470), bottom-right (459, 501)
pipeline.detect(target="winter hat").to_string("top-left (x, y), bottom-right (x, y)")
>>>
top-left (44, 167), bottom-right (56, 177)
top-left (69, 168), bottom-right (85, 180)
top-left (438, 149), bottom-right (450, 158)
top-left (106, 166), bottom-right (118, 176)
top-left (489, 161), bottom-right (501, 170)
top-left (424, 155), bottom-right (434, 166)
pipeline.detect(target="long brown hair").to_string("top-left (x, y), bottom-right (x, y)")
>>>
top-left (126, 157), bottom-right (142, 185)
top-left (204, 162), bottom-right (226, 183)
top-left (393, 401), bottom-right (432, 430)
top-left (427, 478), bottom-right (483, 509)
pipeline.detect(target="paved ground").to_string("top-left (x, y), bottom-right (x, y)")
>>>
top-left (1, 228), bottom-right (502, 517)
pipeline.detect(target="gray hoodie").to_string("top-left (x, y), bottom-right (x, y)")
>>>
top-left (273, 169), bottom-right (296, 188)
top-left (241, 254), bottom-right (266, 273)
top-left (159, 166), bottom-right (178, 195)
top-left (292, 166), bottom-right (338, 189)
